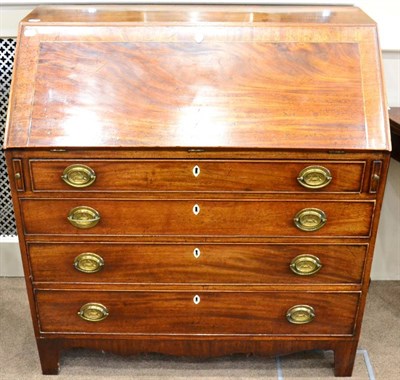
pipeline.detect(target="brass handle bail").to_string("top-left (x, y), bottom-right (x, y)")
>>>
top-left (78, 303), bottom-right (109, 322)
top-left (294, 208), bottom-right (327, 232)
top-left (290, 254), bottom-right (322, 276)
top-left (74, 253), bottom-right (104, 273)
top-left (67, 206), bottom-right (101, 229)
top-left (297, 166), bottom-right (332, 189)
top-left (62, 164), bottom-right (96, 188)
top-left (286, 305), bottom-right (315, 324)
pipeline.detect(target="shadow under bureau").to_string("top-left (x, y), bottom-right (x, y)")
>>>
top-left (4, 4), bottom-right (391, 377)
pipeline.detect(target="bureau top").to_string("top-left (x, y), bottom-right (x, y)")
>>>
top-left (4, 5), bottom-right (390, 151)
top-left (20, 5), bottom-right (375, 26)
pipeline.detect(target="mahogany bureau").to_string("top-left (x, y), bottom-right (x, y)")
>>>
top-left (4, 5), bottom-right (391, 376)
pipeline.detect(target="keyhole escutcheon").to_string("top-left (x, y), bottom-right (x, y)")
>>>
top-left (193, 165), bottom-right (200, 177)
top-left (193, 204), bottom-right (200, 215)
top-left (193, 248), bottom-right (201, 259)
top-left (193, 295), bottom-right (201, 304)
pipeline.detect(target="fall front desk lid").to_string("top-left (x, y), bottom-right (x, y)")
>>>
top-left (4, 5), bottom-right (390, 151)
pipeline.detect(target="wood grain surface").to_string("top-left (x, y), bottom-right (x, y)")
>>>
top-left (28, 243), bottom-right (367, 285)
top-left (27, 41), bottom-right (364, 149)
top-left (34, 337), bottom-right (360, 376)
top-left (20, 199), bottom-right (374, 237)
top-left (36, 290), bottom-right (359, 335)
top-left (29, 159), bottom-right (365, 193)
top-left (4, 11), bottom-right (390, 151)
top-left (22, 5), bottom-right (375, 25)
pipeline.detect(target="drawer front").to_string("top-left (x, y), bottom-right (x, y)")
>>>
top-left (36, 290), bottom-right (359, 335)
top-left (21, 199), bottom-right (374, 237)
top-left (29, 160), bottom-right (364, 193)
top-left (29, 243), bottom-right (367, 284)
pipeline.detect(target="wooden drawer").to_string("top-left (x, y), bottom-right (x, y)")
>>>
top-left (29, 159), bottom-right (365, 193)
top-left (21, 199), bottom-right (374, 237)
top-left (29, 243), bottom-right (367, 284)
top-left (36, 290), bottom-right (359, 336)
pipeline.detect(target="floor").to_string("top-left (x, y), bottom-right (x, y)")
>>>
top-left (0, 279), bottom-right (399, 379)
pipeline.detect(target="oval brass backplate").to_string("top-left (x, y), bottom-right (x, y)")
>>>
top-left (290, 254), bottom-right (322, 276)
top-left (286, 305), bottom-right (315, 324)
top-left (61, 164), bottom-right (96, 188)
top-left (293, 208), bottom-right (327, 232)
top-left (78, 303), bottom-right (109, 322)
top-left (67, 206), bottom-right (101, 229)
top-left (74, 252), bottom-right (104, 273)
top-left (297, 166), bottom-right (332, 189)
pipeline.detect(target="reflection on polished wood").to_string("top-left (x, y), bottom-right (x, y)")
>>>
top-left (26, 41), bottom-right (364, 148)
top-left (5, 6), bottom-right (389, 150)
top-left (23, 5), bottom-right (376, 25)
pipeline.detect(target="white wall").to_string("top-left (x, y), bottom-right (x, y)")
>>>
top-left (372, 51), bottom-right (400, 280)
top-left (372, 159), bottom-right (400, 280)
top-left (0, 1), bottom-right (399, 279)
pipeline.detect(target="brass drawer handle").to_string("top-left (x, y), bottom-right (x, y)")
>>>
top-left (61, 164), bottom-right (96, 188)
top-left (67, 206), bottom-right (101, 229)
top-left (286, 305), bottom-right (315, 324)
top-left (74, 253), bottom-right (104, 273)
top-left (297, 165), bottom-right (332, 189)
top-left (290, 254), bottom-right (322, 276)
top-left (294, 208), bottom-right (327, 232)
top-left (78, 303), bottom-right (109, 322)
